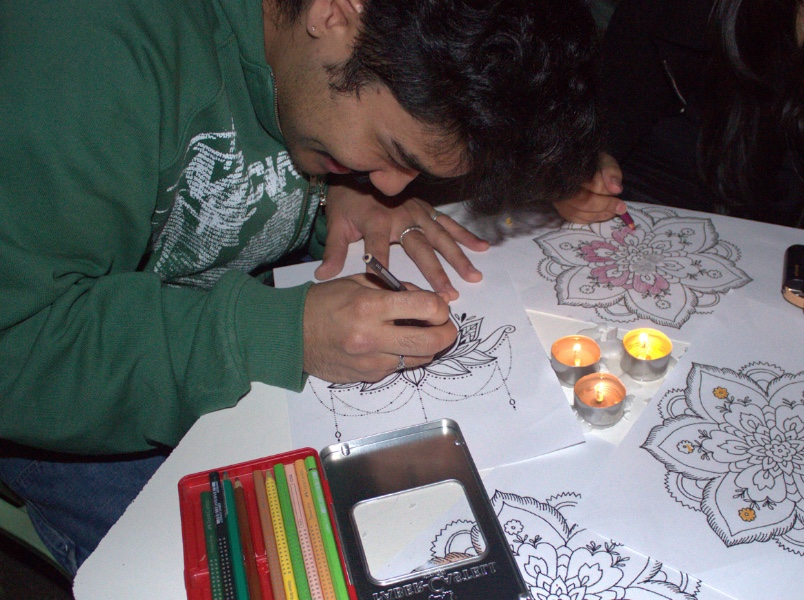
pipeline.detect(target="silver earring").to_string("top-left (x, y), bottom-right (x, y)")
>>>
top-left (310, 25), bottom-right (316, 32)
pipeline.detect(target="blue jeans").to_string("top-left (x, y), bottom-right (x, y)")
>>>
top-left (0, 446), bottom-right (169, 576)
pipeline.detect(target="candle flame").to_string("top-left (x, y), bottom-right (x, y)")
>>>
top-left (594, 382), bottom-right (605, 404)
top-left (635, 331), bottom-right (653, 360)
top-left (573, 342), bottom-right (582, 367)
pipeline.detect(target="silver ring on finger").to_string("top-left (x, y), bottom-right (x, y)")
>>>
top-left (431, 209), bottom-right (445, 221)
top-left (398, 225), bottom-right (424, 249)
top-left (397, 354), bottom-right (406, 371)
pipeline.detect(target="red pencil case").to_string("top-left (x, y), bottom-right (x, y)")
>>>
top-left (177, 448), bottom-right (358, 600)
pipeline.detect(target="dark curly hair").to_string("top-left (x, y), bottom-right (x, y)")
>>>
top-left (700, 0), bottom-right (804, 224)
top-left (276, 0), bottom-right (602, 214)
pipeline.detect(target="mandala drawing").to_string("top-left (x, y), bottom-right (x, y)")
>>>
top-left (534, 206), bottom-right (752, 328)
top-left (426, 491), bottom-right (705, 599)
top-left (308, 312), bottom-right (517, 441)
top-left (643, 362), bottom-right (804, 554)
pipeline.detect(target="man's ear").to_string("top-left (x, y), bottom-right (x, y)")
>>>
top-left (305, 0), bottom-right (362, 40)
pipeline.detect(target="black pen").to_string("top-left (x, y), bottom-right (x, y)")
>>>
top-left (363, 253), bottom-right (406, 292)
top-left (363, 254), bottom-right (427, 327)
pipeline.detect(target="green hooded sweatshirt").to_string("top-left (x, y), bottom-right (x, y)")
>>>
top-left (0, 0), bottom-right (325, 453)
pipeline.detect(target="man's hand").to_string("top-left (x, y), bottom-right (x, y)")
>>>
top-left (314, 181), bottom-right (490, 300)
top-left (303, 275), bottom-right (458, 383)
top-left (553, 153), bottom-right (628, 224)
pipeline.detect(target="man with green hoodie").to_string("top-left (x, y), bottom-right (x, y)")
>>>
top-left (0, 0), bottom-right (605, 573)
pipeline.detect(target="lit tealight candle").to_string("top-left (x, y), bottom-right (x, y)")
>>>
top-left (621, 328), bottom-right (673, 381)
top-left (573, 342), bottom-right (583, 367)
top-left (550, 335), bottom-right (601, 386)
top-left (574, 373), bottom-right (627, 426)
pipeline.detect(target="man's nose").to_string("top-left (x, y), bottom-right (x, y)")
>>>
top-left (368, 167), bottom-right (419, 197)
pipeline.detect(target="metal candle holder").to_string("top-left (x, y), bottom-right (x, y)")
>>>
top-left (550, 335), bottom-right (601, 386)
top-left (620, 328), bottom-right (673, 382)
top-left (573, 373), bottom-right (627, 427)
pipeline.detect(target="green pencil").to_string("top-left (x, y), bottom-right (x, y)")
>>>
top-left (222, 473), bottom-right (250, 600)
top-left (209, 472), bottom-right (237, 600)
top-left (304, 456), bottom-right (349, 600)
top-left (200, 491), bottom-right (225, 600)
top-left (274, 463), bottom-right (313, 600)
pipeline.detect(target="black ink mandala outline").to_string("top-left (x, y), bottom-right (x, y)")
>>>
top-left (308, 312), bottom-right (517, 441)
top-left (643, 361), bottom-right (804, 555)
top-left (425, 489), bottom-right (705, 599)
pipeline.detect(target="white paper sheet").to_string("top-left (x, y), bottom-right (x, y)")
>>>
top-left (475, 439), bottom-right (737, 600)
top-left (274, 246), bottom-right (584, 470)
top-left (574, 299), bottom-right (804, 600)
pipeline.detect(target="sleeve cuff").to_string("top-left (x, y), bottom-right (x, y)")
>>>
top-left (233, 275), bottom-right (313, 392)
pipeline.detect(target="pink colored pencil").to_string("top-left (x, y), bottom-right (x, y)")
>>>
top-left (620, 210), bottom-right (636, 230)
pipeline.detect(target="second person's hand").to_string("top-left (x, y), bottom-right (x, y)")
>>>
top-left (553, 152), bottom-right (628, 224)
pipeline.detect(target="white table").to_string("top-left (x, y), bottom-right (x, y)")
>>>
top-left (73, 384), bottom-right (293, 599)
top-left (73, 204), bottom-right (804, 600)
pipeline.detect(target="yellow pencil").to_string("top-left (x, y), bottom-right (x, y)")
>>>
top-left (265, 470), bottom-right (300, 600)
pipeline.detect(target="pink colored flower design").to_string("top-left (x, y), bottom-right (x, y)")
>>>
top-left (535, 208), bottom-right (752, 328)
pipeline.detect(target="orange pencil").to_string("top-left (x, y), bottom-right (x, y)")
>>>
top-left (253, 469), bottom-right (287, 600)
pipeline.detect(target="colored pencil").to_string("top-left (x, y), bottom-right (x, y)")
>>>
top-left (273, 464), bottom-right (312, 600)
top-left (286, 465), bottom-right (324, 600)
top-left (209, 472), bottom-right (237, 600)
top-left (222, 474), bottom-right (250, 600)
top-left (295, 459), bottom-right (336, 600)
top-left (265, 470), bottom-right (299, 600)
top-left (304, 457), bottom-right (349, 600)
top-left (233, 478), bottom-right (263, 600)
top-left (200, 492), bottom-right (225, 600)
top-left (252, 469), bottom-right (287, 600)
top-left (620, 210), bottom-right (636, 230)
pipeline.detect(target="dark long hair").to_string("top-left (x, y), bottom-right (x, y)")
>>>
top-left (699, 0), bottom-right (804, 222)
top-left (277, 0), bottom-right (602, 214)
